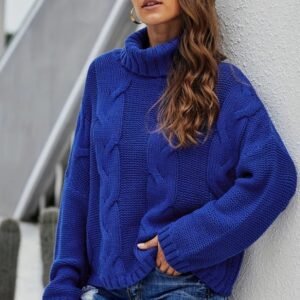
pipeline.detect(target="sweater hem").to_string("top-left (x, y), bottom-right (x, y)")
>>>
top-left (194, 271), bottom-right (232, 297)
top-left (86, 249), bottom-right (156, 290)
top-left (85, 249), bottom-right (237, 297)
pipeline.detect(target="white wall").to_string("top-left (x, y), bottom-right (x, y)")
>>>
top-left (216, 1), bottom-right (300, 299)
top-left (4, 0), bottom-right (36, 33)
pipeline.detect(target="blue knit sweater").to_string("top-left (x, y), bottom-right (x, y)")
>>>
top-left (43, 26), bottom-right (298, 299)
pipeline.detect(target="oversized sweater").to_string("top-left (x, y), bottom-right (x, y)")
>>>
top-left (43, 26), bottom-right (298, 299)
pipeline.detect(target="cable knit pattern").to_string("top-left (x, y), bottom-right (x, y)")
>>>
top-left (92, 79), bottom-right (129, 277)
top-left (43, 26), bottom-right (298, 299)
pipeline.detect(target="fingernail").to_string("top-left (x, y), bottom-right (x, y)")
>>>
top-left (137, 243), bottom-right (145, 248)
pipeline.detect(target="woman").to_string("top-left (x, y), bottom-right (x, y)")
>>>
top-left (43, 0), bottom-right (297, 299)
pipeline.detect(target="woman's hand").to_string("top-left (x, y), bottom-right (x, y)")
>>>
top-left (137, 235), bottom-right (182, 276)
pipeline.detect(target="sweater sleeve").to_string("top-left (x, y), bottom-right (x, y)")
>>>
top-left (157, 100), bottom-right (298, 273)
top-left (42, 60), bottom-right (96, 300)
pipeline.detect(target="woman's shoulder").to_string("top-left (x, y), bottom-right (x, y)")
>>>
top-left (218, 60), bottom-right (252, 86)
top-left (89, 48), bottom-right (123, 75)
top-left (217, 60), bottom-right (265, 120)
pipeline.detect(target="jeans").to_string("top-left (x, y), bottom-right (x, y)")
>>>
top-left (81, 266), bottom-right (229, 300)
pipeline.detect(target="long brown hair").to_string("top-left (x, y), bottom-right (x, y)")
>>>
top-left (147, 0), bottom-right (227, 149)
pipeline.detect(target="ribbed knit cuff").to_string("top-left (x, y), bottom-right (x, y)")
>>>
top-left (42, 283), bottom-right (83, 300)
top-left (44, 298), bottom-right (78, 300)
top-left (157, 223), bottom-right (191, 273)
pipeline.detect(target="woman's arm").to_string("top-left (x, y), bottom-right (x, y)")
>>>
top-left (157, 92), bottom-right (298, 273)
top-left (43, 60), bottom-right (97, 300)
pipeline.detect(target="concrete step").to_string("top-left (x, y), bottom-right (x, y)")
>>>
top-left (15, 221), bottom-right (43, 300)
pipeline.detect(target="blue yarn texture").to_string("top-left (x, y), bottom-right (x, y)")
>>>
top-left (43, 26), bottom-right (298, 299)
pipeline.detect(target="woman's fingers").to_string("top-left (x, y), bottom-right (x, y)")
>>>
top-left (156, 243), bottom-right (182, 276)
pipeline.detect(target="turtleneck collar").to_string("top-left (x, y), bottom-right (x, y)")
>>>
top-left (120, 26), bottom-right (181, 77)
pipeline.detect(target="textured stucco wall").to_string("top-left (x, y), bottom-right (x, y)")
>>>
top-left (216, 1), bottom-right (300, 299)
